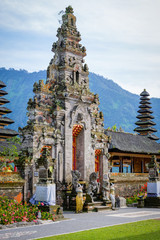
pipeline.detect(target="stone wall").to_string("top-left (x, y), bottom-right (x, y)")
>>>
top-left (0, 172), bottom-right (25, 203)
top-left (0, 183), bottom-right (24, 203)
top-left (110, 173), bottom-right (148, 197)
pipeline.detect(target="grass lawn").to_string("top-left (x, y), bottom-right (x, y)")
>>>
top-left (36, 219), bottom-right (160, 240)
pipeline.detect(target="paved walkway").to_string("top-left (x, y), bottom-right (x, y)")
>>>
top-left (0, 207), bottom-right (160, 240)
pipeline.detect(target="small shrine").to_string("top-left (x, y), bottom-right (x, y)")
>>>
top-left (19, 6), bottom-right (110, 208)
top-left (0, 81), bottom-right (24, 203)
top-left (145, 155), bottom-right (160, 208)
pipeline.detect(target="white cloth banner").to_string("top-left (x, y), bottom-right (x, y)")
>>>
top-left (147, 182), bottom-right (160, 197)
top-left (35, 184), bottom-right (56, 205)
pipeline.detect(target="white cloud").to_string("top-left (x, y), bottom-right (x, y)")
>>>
top-left (0, 0), bottom-right (160, 97)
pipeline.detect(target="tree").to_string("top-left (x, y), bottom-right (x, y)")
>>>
top-left (0, 137), bottom-right (21, 171)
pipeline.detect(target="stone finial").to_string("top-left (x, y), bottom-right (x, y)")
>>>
top-left (65, 6), bottom-right (74, 14)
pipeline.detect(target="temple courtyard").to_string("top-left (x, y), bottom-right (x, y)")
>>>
top-left (0, 207), bottom-right (160, 240)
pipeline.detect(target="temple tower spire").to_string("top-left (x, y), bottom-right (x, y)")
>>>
top-left (47, 5), bottom-right (89, 94)
top-left (134, 89), bottom-right (159, 141)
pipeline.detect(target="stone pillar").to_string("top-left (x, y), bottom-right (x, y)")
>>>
top-left (120, 157), bottom-right (123, 173)
top-left (64, 105), bottom-right (72, 183)
top-left (102, 154), bottom-right (108, 175)
top-left (141, 159), bottom-right (144, 173)
top-left (99, 152), bottom-right (109, 192)
top-left (131, 157), bottom-right (134, 173)
top-left (84, 125), bottom-right (94, 182)
top-left (58, 151), bottom-right (63, 182)
top-left (24, 164), bottom-right (28, 202)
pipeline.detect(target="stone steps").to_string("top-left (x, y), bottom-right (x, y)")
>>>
top-left (84, 201), bottom-right (112, 212)
top-left (145, 197), bottom-right (160, 208)
top-left (87, 201), bottom-right (102, 206)
top-left (94, 205), bottom-right (111, 212)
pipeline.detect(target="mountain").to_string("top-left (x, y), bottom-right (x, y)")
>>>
top-left (0, 68), bottom-right (160, 140)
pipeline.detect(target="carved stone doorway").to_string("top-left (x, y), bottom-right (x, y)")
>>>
top-left (72, 125), bottom-right (84, 179)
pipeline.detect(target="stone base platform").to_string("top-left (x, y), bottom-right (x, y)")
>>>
top-left (38, 205), bottom-right (64, 220)
top-left (0, 172), bottom-right (25, 203)
top-left (144, 197), bottom-right (160, 208)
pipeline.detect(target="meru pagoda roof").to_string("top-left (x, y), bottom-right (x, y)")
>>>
top-left (0, 81), bottom-right (6, 88)
top-left (105, 130), bottom-right (160, 155)
top-left (0, 90), bottom-right (8, 96)
top-left (134, 89), bottom-right (159, 141)
top-left (0, 81), bottom-right (18, 141)
top-left (0, 98), bottom-right (10, 105)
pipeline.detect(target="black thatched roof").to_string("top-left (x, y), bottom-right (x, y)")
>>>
top-left (0, 117), bottom-right (14, 125)
top-left (0, 141), bottom-right (21, 152)
top-left (0, 81), bottom-right (6, 88)
top-left (0, 128), bottom-right (18, 138)
top-left (138, 109), bottom-right (153, 114)
top-left (0, 98), bottom-right (10, 104)
top-left (134, 126), bottom-right (157, 133)
top-left (105, 130), bottom-right (160, 154)
top-left (135, 120), bottom-right (156, 126)
top-left (140, 89), bottom-right (150, 97)
top-left (0, 107), bottom-right (12, 114)
top-left (136, 114), bottom-right (154, 119)
top-left (0, 90), bottom-right (8, 96)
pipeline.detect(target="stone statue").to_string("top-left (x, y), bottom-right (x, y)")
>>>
top-left (87, 172), bottom-right (98, 202)
top-left (76, 186), bottom-right (85, 213)
top-left (102, 180), bottom-right (110, 201)
top-left (148, 155), bottom-right (159, 182)
top-left (102, 173), bottom-right (110, 201)
top-left (110, 183), bottom-right (115, 209)
top-left (71, 170), bottom-right (81, 192)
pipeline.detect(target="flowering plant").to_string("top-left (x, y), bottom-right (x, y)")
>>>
top-left (0, 196), bottom-right (56, 225)
top-left (126, 183), bottom-right (147, 205)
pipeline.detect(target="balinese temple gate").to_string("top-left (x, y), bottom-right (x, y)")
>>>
top-left (19, 6), bottom-right (110, 203)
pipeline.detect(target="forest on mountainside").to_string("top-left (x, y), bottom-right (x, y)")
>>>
top-left (0, 68), bottom-right (159, 140)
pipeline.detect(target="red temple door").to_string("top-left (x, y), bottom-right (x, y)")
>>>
top-left (72, 125), bottom-right (83, 170)
top-left (95, 149), bottom-right (101, 181)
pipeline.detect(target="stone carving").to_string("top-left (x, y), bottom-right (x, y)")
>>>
top-left (68, 56), bottom-right (77, 68)
top-left (71, 170), bottom-right (81, 192)
top-left (66, 74), bottom-right (73, 85)
top-left (76, 186), bottom-right (85, 213)
top-left (87, 172), bottom-right (98, 202)
top-left (69, 105), bottom-right (88, 128)
top-left (77, 113), bottom-right (83, 121)
top-left (148, 155), bottom-right (159, 182)
top-left (110, 183), bottom-right (115, 209)
top-left (83, 63), bottom-right (88, 72)
top-left (35, 146), bottom-right (54, 183)
top-left (102, 174), bottom-right (110, 201)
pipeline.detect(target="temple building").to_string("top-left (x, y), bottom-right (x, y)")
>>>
top-left (19, 6), bottom-right (110, 201)
top-left (105, 89), bottom-right (160, 197)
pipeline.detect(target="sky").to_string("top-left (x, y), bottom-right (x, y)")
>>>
top-left (0, 0), bottom-right (160, 98)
